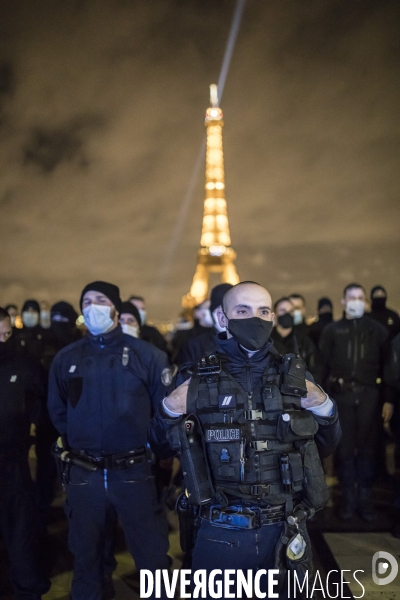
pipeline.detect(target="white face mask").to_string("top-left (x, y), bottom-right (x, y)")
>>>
top-left (346, 299), bottom-right (365, 319)
top-left (83, 304), bottom-right (114, 336)
top-left (197, 309), bottom-right (214, 328)
top-left (10, 315), bottom-right (16, 327)
top-left (138, 309), bottom-right (147, 325)
top-left (22, 311), bottom-right (39, 328)
top-left (121, 323), bottom-right (139, 338)
top-left (212, 308), bottom-right (226, 333)
top-left (293, 309), bottom-right (303, 326)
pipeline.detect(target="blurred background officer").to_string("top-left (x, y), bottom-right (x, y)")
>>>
top-left (39, 301), bottom-right (51, 329)
top-left (48, 281), bottom-right (170, 600)
top-left (320, 283), bottom-right (393, 521)
top-left (15, 299), bottom-right (54, 370)
top-left (288, 293), bottom-right (308, 333)
top-left (13, 300), bottom-right (57, 531)
top-left (271, 297), bottom-right (322, 383)
top-left (128, 295), bottom-right (167, 352)
top-left (5, 303), bottom-right (19, 328)
top-left (119, 301), bottom-right (141, 338)
top-left (309, 297), bottom-right (334, 347)
top-left (50, 301), bottom-right (81, 351)
top-left (0, 307), bottom-right (50, 600)
top-left (369, 285), bottom-right (400, 340)
top-left (171, 298), bottom-right (214, 362)
top-left (175, 283), bottom-right (233, 366)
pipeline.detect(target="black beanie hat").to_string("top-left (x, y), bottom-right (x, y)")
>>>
top-left (22, 299), bottom-right (40, 313)
top-left (51, 301), bottom-right (79, 325)
top-left (317, 297), bottom-right (333, 311)
top-left (210, 283), bottom-right (234, 313)
top-left (80, 281), bottom-right (122, 314)
top-left (120, 301), bottom-right (142, 327)
top-left (371, 285), bottom-right (386, 299)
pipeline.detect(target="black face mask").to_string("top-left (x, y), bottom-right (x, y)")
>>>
top-left (227, 317), bottom-right (273, 351)
top-left (277, 313), bottom-right (294, 329)
top-left (319, 312), bottom-right (333, 324)
top-left (371, 297), bottom-right (386, 311)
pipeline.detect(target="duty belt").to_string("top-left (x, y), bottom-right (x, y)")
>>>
top-left (200, 503), bottom-right (285, 529)
top-left (70, 447), bottom-right (147, 470)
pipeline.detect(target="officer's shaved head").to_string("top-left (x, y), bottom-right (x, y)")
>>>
top-left (218, 282), bottom-right (274, 333)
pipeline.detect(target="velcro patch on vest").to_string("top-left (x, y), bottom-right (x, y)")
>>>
top-left (205, 428), bottom-right (240, 442)
top-left (218, 394), bottom-right (236, 409)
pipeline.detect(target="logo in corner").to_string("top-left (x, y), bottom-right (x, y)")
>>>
top-left (372, 551), bottom-right (398, 586)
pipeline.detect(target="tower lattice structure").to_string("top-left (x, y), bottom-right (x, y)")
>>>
top-left (182, 85), bottom-right (240, 309)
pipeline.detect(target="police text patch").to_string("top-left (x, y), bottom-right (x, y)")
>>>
top-left (205, 428), bottom-right (240, 442)
top-left (218, 394), bottom-right (236, 409)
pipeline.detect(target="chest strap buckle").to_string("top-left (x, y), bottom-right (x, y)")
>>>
top-left (249, 440), bottom-right (269, 451)
top-left (244, 409), bottom-right (266, 421)
top-left (250, 484), bottom-right (271, 496)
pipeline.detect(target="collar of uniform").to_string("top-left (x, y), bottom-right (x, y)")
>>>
top-left (216, 334), bottom-right (273, 364)
top-left (86, 324), bottom-right (124, 346)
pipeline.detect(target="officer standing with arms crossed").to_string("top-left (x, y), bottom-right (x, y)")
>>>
top-left (149, 282), bottom-right (341, 599)
top-left (48, 281), bottom-right (170, 600)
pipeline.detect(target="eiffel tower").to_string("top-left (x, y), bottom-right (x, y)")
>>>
top-left (182, 84), bottom-right (240, 309)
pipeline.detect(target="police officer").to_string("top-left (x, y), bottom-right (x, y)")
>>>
top-left (0, 307), bottom-right (50, 600)
top-left (271, 297), bottom-right (322, 383)
top-left (128, 295), bottom-right (168, 353)
top-left (119, 301), bottom-right (141, 338)
top-left (175, 283), bottom-right (233, 366)
top-left (48, 281), bottom-right (170, 600)
top-left (149, 282), bottom-right (341, 599)
top-left (369, 285), bottom-right (400, 340)
top-left (308, 297), bottom-right (334, 347)
top-left (320, 283), bottom-right (392, 521)
top-left (171, 299), bottom-right (214, 362)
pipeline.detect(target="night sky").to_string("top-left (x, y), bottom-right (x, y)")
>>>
top-left (1, 0), bottom-right (399, 321)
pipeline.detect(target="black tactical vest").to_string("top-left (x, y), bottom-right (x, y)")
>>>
top-left (184, 353), bottom-right (329, 509)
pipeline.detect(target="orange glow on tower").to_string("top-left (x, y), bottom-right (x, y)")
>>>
top-left (182, 85), bottom-right (240, 308)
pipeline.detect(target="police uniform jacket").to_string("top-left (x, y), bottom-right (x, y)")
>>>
top-left (0, 340), bottom-right (42, 456)
top-left (320, 315), bottom-right (389, 388)
top-left (48, 325), bottom-right (170, 454)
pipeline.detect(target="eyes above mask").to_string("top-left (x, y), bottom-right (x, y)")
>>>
top-left (83, 304), bottom-right (114, 336)
top-left (226, 316), bottom-right (273, 351)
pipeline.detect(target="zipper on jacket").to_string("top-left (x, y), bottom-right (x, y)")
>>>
top-left (351, 320), bottom-right (358, 379)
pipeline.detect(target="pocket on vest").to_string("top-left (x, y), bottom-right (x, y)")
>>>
top-left (277, 411), bottom-right (318, 442)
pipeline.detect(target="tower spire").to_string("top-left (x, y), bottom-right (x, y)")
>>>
top-left (182, 85), bottom-right (240, 309)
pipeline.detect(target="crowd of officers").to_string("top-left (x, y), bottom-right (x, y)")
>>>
top-left (0, 279), bottom-right (400, 599)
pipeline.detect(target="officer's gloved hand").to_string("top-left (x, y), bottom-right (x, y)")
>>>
top-left (301, 380), bottom-right (327, 409)
top-left (164, 378), bottom-right (191, 415)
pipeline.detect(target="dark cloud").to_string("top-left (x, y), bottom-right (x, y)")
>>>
top-left (0, 0), bottom-right (399, 319)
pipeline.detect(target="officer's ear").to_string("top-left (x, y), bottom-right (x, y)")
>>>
top-left (217, 307), bottom-right (227, 329)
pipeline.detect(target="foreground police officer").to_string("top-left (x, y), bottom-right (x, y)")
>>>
top-left (0, 308), bottom-right (50, 600)
top-left (48, 281), bottom-right (170, 600)
top-left (149, 282), bottom-right (341, 599)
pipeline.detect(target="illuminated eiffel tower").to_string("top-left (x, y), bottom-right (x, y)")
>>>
top-left (182, 85), bottom-right (240, 309)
